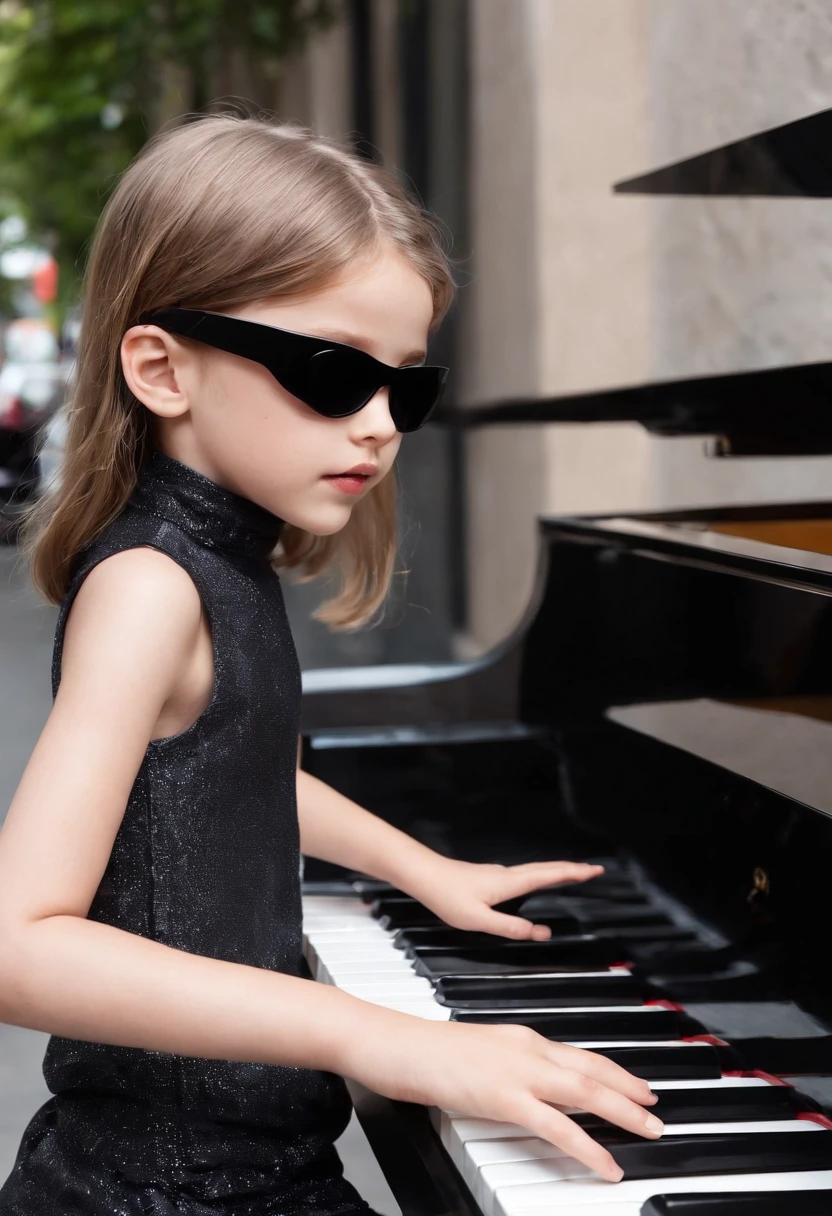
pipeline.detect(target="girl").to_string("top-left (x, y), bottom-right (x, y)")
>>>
top-left (0, 112), bottom-right (661, 1215)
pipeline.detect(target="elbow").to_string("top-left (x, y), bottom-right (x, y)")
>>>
top-left (0, 919), bottom-right (39, 1024)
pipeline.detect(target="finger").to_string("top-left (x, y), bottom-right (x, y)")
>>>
top-left (512, 1099), bottom-right (624, 1183)
top-left (548, 1041), bottom-right (658, 1106)
top-left (540, 1064), bottom-right (664, 1145)
top-left (470, 910), bottom-right (542, 940)
top-left (498, 862), bottom-right (605, 901)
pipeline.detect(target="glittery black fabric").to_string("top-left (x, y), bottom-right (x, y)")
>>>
top-left (0, 450), bottom-right (377, 1214)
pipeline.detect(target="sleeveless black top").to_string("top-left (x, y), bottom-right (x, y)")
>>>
top-left (0, 450), bottom-right (370, 1214)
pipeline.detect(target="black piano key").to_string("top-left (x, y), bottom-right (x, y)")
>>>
top-left (539, 885), bottom-right (649, 904)
top-left (579, 1043), bottom-right (723, 1081)
top-left (521, 887), bottom-right (647, 913)
top-left (379, 907), bottom-right (443, 930)
top-left (608, 1128), bottom-right (832, 1181)
top-left (575, 1082), bottom-right (808, 1127)
top-left (728, 1036), bottom-right (832, 1076)
top-left (354, 880), bottom-right (398, 902)
top-left (577, 907), bottom-right (674, 929)
top-left (648, 962), bottom-right (771, 1001)
top-left (642, 1191), bottom-right (832, 1215)
top-left (411, 937), bottom-right (621, 978)
top-left (644, 945), bottom-right (740, 976)
top-left (597, 925), bottom-right (699, 943)
top-left (435, 971), bottom-right (644, 1008)
top-left (371, 896), bottom-right (438, 924)
top-left (452, 1007), bottom-right (688, 1039)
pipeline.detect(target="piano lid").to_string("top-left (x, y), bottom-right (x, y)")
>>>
top-left (609, 697), bottom-right (832, 820)
top-left (614, 106), bottom-right (832, 196)
top-left (434, 357), bottom-right (832, 456)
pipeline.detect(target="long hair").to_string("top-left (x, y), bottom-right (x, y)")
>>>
top-left (19, 111), bottom-right (457, 629)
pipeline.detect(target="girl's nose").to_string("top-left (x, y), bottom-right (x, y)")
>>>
top-left (350, 387), bottom-right (398, 444)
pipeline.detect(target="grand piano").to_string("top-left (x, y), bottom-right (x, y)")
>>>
top-left (298, 107), bottom-right (832, 1215)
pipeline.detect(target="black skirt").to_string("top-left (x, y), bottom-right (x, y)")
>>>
top-left (0, 1092), bottom-right (380, 1216)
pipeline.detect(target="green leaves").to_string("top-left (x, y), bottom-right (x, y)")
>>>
top-left (0, 0), bottom-right (343, 321)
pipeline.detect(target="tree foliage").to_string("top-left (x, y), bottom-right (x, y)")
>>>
top-left (0, 0), bottom-right (342, 320)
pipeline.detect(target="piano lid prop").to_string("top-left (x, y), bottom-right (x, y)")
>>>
top-left (613, 106), bottom-right (832, 197)
top-left (433, 358), bottom-right (832, 458)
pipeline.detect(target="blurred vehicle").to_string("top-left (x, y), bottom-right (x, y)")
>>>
top-left (0, 319), bottom-right (71, 541)
top-left (3, 317), bottom-right (59, 364)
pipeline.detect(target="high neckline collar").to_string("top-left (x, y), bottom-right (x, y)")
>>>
top-left (129, 450), bottom-right (285, 560)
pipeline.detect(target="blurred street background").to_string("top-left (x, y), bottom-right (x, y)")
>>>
top-left (7, 0), bottom-right (832, 1208)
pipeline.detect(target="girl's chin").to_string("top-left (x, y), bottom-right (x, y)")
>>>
top-left (285, 506), bottom-right (354, 536)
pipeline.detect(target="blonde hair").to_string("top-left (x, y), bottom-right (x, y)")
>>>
top-left (19, 110), bottom-right (457, 629)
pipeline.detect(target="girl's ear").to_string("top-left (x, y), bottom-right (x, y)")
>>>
top-left (120, 324), bottom-right (194, 419)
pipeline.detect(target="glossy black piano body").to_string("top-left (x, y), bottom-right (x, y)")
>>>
top-left (300, 502), bottom-right (832, 1212)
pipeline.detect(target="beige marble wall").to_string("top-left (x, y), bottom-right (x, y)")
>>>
top-left (459, 0), bottom-right (548, 651)
top-left (463, 0), bottom-right (655, 648)
top-left (277, 15), bottom-right (352, 139)
top-left (646, 0), bottom-right (832, 509)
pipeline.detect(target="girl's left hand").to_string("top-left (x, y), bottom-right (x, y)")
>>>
top-left (403, 857), bottom-right (605, 941)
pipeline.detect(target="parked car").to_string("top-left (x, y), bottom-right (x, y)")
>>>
top-left (0, 353), bottom-right (71, 541)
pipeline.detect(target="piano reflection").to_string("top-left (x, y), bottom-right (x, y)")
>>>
top-left (298, 106), bottom-right (832, 1215)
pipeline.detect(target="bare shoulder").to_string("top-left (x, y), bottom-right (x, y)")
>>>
top-left (60, 546), bottom-right (204, 700)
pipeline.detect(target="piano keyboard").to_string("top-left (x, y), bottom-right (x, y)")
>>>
top-left (302, 887), bottom-right (832, 1216)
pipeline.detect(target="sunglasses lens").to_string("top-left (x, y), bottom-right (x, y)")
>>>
top-left (390, 367), bottom-right (447, 432)
top-left (285, 349), bottom-right (375, 417)
top-left (274, 346), bottom-right (448, 432)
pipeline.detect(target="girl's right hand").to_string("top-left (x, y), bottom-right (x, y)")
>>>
top-left (343, 1016), bottom-right (663, 1183)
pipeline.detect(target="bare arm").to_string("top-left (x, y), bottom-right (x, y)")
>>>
top-left (297, 766), bottom-right (439, 888)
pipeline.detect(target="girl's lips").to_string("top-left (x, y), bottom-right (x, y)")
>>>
top-left (323, 473), bottom-right (370, 496)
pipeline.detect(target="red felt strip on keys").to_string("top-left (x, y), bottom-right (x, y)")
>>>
top-left (797, 1112), bottom-right (832, 1129)
top-left (684, 1033), bottom-right (729, 1047)
top-left (646, 999), bottom-right (686, 1012)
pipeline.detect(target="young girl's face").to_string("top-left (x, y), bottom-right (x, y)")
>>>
top-left (123, 246), bottom-right (434, 534)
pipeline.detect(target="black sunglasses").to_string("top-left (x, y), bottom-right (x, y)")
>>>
top-left (135, 307), bottom-right (449, 433)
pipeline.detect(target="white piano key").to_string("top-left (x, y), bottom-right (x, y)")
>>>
top-left (325, 957), bottom-right (417, 976)
top-left (455, 1006), bottom-right (678, 1017)
top-left (446, 1115), bottom-right (572, 1164)
top-left (562, 1039), bottom-right (689, 1049)
top-left (302, 896), bottom-right (373, 913)
top-left (442, 1079), bottom-right (778, 1143)
top-left (301, 917), bottom-right (379, 932)
top-left (501, 1208), bottom-right (644, 1216)
top-left (310, 942), bottom-right (409, 962)
top-left (481, 1123), bottom-right (827, 1216)
top-left (447, 1108), bottom-right (812, 1181)
top-left (649, 1076), bottom-right (771, 1089)
top-left (435, 969), bottom-right (635, 982)
top-left (466, 1137), bottom-right (567, 1205)
top-left (304, 927), bottom-right (391, 942)
top-left (339, 981), bottom-right (436, 1000)
top-left (442, 1075), bottom-right (783, 1164)
top-left (493, 1169), bottom-right (832, 1215)
top-left (469, 1118), bottom-right (821, 1197)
